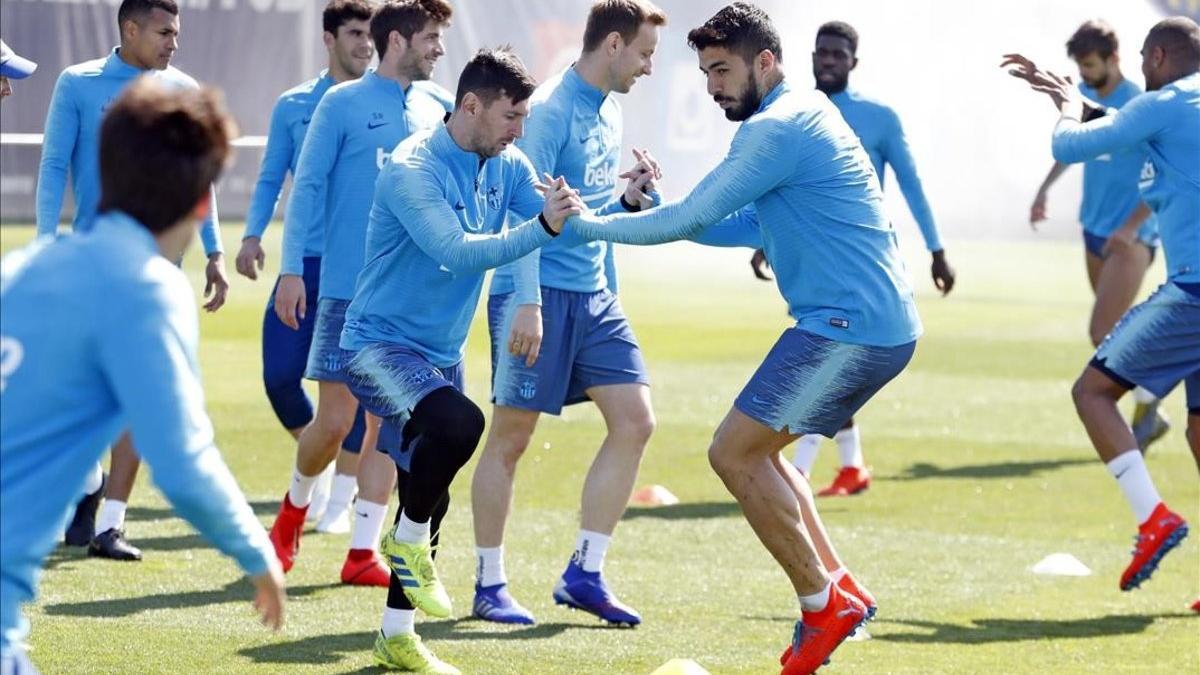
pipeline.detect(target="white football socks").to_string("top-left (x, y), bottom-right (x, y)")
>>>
top-left (350, 499), bottom-right (388, 551)
top-left (393, 510), bottom-right (431, 544)
top-left (95, 499), bottom-right (126, 535)
top-left (1106, 450), bottom-right (1161, 523)
top-left (792, 435), bottom-right (821, 475)
top-left (572, 530), bottom-right (611, 573)
top-left (476, 546), bottom-right (507, 587)
top-left (381, 607), bottom-right (416, 637)
top-left (1132, 387), bottom-right (1158, 405)
top-left (324, 472), bottom-right (358, 519)
top-left (288, 467), bottom-right (320, 508)
top-left (798, 582), bottom-right (832, 612)
top-left (835, 425), bottom-right (864, 469)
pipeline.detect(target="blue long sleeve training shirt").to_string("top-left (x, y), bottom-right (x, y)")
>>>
top-left (36, 48), bottom-right (222, 255)
top-left (567, 80), bottom-right (923, 348)
top-left (280, 71), bottom-right (453, 300)
top-left (341, 125), bottom-right (554, 367)
top-left (1075, 79), bottom-right (1157, 237)
top-left (0, 212), bottom-right (273, 657)
top-left (1052, 73), bottom-right (1200, 285)
top-left (242, 71), bottom-right (335, 256)
top-left (490, 66), bottom-right (651, 299)
top-left (827, 88), bottom-right (942, 252)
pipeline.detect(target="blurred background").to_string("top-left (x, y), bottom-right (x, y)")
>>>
top-left (1, 0), bottom-right (1194, 239)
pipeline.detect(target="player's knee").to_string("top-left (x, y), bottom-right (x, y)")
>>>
top-left (415, 389), bottom-right (485, 465)
top-left (613, 408), bottom-right (656, 448)
top-left (707, 440), bottom-right (737, 480)
top-left (313, 406), bottom-right (357, 443)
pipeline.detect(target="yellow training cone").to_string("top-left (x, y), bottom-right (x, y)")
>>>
top-left (649, 658), bottom-right (711, 675)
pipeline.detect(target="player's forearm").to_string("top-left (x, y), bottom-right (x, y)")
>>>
top-left (688, 208), bottom-right (762, 248)
top-left (510, 250), bottom-right (543, 306)
top-left (279, 190), bottom-right (316, 275)
top-left (429, 216), bottom-right (554, 274)
top-left (243, 177), bottom-right (287, 240)
top-left (1051, 115), bottom-right (1140, 164)
top-left (199, 193), bottom-right (223, 255)
top-left (34, 168), bottom-right (69, 236)
top-left (1037, 162), bottom-right (1069, 193)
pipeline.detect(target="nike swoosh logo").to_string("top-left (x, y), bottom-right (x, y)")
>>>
top-left (454, 203), bottom-right (466, 210)
top-left (836, 608), bottom-right (859, 619)
top-left (356, 511), bottom-right (369, 518)
top-left (367, 121), bottom-right (389, 129)
top-left (302, 117), bottom-right (312, 125)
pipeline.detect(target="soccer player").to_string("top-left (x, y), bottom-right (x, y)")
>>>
top-left (233, 0), bottom-right (375, 536)
top-left (266, 0), bottom-right (455, 588)
top-left (0, 39), bottom-right (37, 98)
top-left (566, 4), bottom-right (918, 671)
top-left (470, 0), bottom-right (666, 627)
top-left (37, 0), bottom-right (230, 561)
top-left (1003, 15), bottom-right (1198, 593)
top-left (1028, 20), bottom-right (1167, 451)
top-left (1, 77), bottom-right (285, 675)
top-left (773, 20), bottom-right (958, 497)
top-left (340, 47), bottom-right (583, 673)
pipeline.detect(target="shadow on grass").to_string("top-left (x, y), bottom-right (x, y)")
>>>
top-left (623, 501), bottom-right (741, 520)
top-left (239, 620), bottom-right (608, 668)
top-left (45, 580), bottom-right (339, 618)
top-left (875, 613), bottom-right (1192, 644)
top-left (125, 499), bottom-right (279, 523)
top-left (881, 458), bottom-right (1093, 482)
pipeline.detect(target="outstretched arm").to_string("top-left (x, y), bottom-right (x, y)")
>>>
top-left (567, 119), bottom-right (791, 245)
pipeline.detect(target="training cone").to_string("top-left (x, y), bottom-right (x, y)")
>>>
top-left (1031, 553), bottom-right (1092, 577)
top-left (649, 658), bottom-right (711, 675)
top-left (629, 484), bottom-right (680, 507)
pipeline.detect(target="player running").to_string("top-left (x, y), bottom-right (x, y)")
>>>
top-left (470, 0), bottom-right (666, 627)
top-left (37, 0), bottom-right (230, 562)
top-left (265, 0), bottom-right (456, 589)
top-left (1, 78), bottom-right (285, 675)
top-left (234, 0), bottom-right (375, 535)
top-left (567, 4), bottom-right (918, 672)
top-left (1003, 15), bottom-right (1198, 594)
top-left (340, 47), bottom-right (585, 673)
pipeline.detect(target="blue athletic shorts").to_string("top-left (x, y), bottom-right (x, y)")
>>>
top-left (1082, 226), bottom-right (1159, 260)
top-left (1091, 281), bottom-right (1200, 414)
top-left (262, 256), bottom-right (321, 428)
top-left (345, 343), bottom-right (466, 470)
top-left (488, 288), bottom-right (649, 415)
top-left (735, 328), bottom-right (916, 436)
top-left (305, 298), bottom-right (355, 383)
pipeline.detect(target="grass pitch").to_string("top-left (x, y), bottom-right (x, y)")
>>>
top-left (1, 225), bottom-right (1197, 674)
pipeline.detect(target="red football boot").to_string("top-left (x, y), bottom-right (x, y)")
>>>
top-left (268, 493), bottom-right (308, 573)
top-left (816, 467), bottom-right (871, 497)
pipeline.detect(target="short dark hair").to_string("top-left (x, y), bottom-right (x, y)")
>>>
top-left (1146, 16), bottom-right (1200, 70)
top-left (581, 0), bottom-right (667, 53)
top-left (370, 0), bottom-right (453, 59)
top-left (116, 0), bottom-right (178, 33)
top-left (1066, 19), bottom-right (1119, 59)
top-left (323, 0), bottom-right (374, 35)
top-left (816, 21), bottom-right (858, 55)
top-left (98, 78), bottom-right (236, 233)
top-left (454, 47), bottom-right (537, 108)
top-left (687, 2), bottom-right (782, 65)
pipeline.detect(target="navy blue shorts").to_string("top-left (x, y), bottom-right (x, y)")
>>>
top-left (1091, 282), bottom-right (1200, 414)
top-left (488, 288), bottom-right (649, 415)
top-left (735, 328), bottom-right (916, 436)
top-left (1082, 225), bottom-right (1159, 260)
top-left (261, 256), bottom-right (321, 429)
top-left (345, 344), bottom-right (466, 470)
top-left (305, 298), bottom-right (356, 384)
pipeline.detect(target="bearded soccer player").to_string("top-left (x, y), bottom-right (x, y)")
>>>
top-left (567, 4), bottom-right (920, 672)
top-left (471, 0), bottom-right (666, 627)
top-left (37, 0), bottom-right (230, 561)
top-left (267, 0), bottom-right (455, 588)
top-left (2, 78), bottom-right (285, 675)
top-left (234, 0), bottom-right (375, 536)
top-left (1003, 16), bottom-right (1198, 597)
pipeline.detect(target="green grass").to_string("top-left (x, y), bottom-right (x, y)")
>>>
top-left (2, 226), bottom-right (1197, 674)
